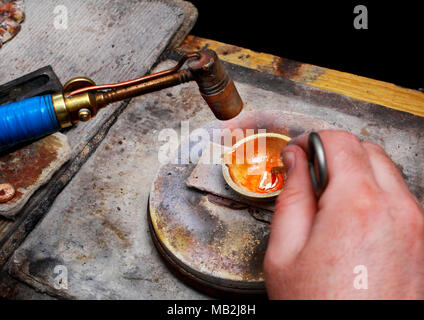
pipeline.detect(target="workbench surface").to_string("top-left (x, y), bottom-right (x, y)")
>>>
top-left (1, 6), bottom-right (423, 299)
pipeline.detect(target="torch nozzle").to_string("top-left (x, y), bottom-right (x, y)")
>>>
top-left (188, 49), bottom-right (243, 120)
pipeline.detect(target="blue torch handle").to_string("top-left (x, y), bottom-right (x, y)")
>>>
top-left (0, 95), bottom-right (60, 152)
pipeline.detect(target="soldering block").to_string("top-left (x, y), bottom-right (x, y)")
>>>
top-left (0, 133), bottom-right (71, 219)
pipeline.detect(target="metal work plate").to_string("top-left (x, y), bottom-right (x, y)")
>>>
top-left (0, 65), bottom-right (62, 105)
top-left (149, 165), bottom-right (269, 296)
top-left (0, 133), bottom-right (71, 219)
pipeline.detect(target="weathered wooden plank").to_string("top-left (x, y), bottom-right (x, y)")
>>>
top-left (179, 35), bottom-right (424, 117)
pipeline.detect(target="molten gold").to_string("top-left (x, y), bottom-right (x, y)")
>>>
top-left (222, 133), bottom-right (291, 200)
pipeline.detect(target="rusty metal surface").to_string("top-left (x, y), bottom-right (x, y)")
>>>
top-left (0, 133), bottom-right (71, 219)
top-left (150, 161), bottom-right (269, 292)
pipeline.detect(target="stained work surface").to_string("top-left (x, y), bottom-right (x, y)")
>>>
top-left (0, 133), bottom-right (70, 219)
top-left (0, 0), bottom-right (196, 268)
top-left (7, 57), bottom-right (424, 299)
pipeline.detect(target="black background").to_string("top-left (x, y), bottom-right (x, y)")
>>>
top-left (189, 1), bottom-right (422, 90)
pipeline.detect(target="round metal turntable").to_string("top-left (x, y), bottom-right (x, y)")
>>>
top-left (148, 110), bottom-right (333, 297)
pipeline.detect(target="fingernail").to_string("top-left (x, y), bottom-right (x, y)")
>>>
top-left (282, 151), bottom-right (295, 175)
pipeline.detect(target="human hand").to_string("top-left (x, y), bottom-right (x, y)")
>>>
top-left (264, 130), bottom-right (424, 299)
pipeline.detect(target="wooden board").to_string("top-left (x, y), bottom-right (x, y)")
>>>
top-left (179, 35), bottom-right (424, 118)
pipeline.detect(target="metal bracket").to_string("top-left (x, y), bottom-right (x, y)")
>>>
top-left (0, 66), bottom-right (62, 105)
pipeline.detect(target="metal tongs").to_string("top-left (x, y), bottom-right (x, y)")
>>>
top-left (308, 132), bottom-right (328, 196)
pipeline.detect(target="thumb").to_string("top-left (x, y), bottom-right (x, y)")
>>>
top-left (265, 144), bottom-right (317, 269)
